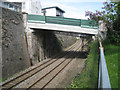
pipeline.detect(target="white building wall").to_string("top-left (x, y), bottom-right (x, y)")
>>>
top-left (29, 0), bottom-right (42, 15)
top-left (45, 8), bottom-right (56, 16)
top-left (0, 1), bottom-right (21, 12)
top-left (22, 0), bottom-right (30, 13)
top-left (1, 0), bottom-right (42, 15)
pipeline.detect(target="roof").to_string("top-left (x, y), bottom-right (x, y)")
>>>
top-left (42, 6), bottom-right (65, 13)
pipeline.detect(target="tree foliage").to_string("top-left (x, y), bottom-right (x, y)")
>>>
top-left (85, 1), bottom-right (120, 45)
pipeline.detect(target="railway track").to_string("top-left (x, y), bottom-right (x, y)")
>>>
top-left (1, 40), bottom-right (82, 89)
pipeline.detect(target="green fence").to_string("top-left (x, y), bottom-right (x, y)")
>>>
top-left (46, 16), bottom-right (81, 26)
top-left (81, 19), bottom-right (98, 29)
top-left (28, 14), bottom-right (45, 23)
top-left (28, 14), bottom-right (98, 29)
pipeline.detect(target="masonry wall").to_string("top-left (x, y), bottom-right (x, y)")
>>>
top-left (26, 30), bottom-right (62, 65)
top-left (26, 29), bottom-right (77, 65)
top-left (1, 7), bottom-right (30, 79)
top-left (56, 32), bottom-right (77, 49)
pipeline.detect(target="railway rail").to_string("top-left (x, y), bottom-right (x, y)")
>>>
top-left (1, 40), bottom-right (82, 89)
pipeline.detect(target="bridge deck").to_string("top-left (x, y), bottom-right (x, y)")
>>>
top-left (27, 14), bottom-right (99, 35)
top-left (28, 23), bottom-right (98, 35)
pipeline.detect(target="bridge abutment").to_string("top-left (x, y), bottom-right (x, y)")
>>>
top-left (25, 28), bottom-right (77, 66)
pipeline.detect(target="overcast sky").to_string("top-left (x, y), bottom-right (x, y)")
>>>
top-left (40, 0), bottom-right (107, 19)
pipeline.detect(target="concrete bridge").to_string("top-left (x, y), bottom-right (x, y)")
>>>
top-left (27, 14), bottom-right (99, 35)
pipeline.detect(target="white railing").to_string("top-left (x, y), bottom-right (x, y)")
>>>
top-left (98, 40), bottom-right (111, 89)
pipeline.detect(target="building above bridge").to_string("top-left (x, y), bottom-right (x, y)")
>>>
top-left (0, 0), bottom-right (21, 12)
top-left (0, 0), bottom-right (42, 15)
top-left (42, 6), bottom-right (65, 17)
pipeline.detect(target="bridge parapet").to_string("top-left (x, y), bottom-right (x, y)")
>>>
top-left (28, 14), bottom-right (45, 23)
top-left (27, 14), bottom-right (98, 29)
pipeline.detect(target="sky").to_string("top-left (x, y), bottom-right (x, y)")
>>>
top-left (40, 0), bottom-right (108, 19)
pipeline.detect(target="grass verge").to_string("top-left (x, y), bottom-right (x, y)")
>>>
top-left (69, 40), bottom-right (98, 88)
top-left (102, 39), bottom-right (118, 88)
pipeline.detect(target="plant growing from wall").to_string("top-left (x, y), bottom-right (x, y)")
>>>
top-left (19, 56), bottom-right (22, 60)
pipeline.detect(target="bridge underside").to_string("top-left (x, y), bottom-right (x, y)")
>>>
top-left (28, 23), bottom-right (98, 35)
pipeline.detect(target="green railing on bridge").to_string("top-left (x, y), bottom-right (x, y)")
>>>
top-left (81, 19), bottom-right (98, 29)
top-left (46, 16), bottom-right (81, 26)
top-left (28, 14), bottom-right (45, 23)
top-left (28, 14), bottom-right (98, 29)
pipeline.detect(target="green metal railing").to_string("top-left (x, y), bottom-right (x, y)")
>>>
top-left (46, 16), bottom-right (81, 26)
top-left (28, 14), bottom-right (98, 29)
top-left (28, 14), bottom-right (45, 23)
top-left (81, 19), bottom-right (98, 29)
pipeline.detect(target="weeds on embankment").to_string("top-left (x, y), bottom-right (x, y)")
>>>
top-left (69, 40), bottom-right (98, 88)
top-left (69, 38), bottom-right (119, 88)
top-left (102, 39), bottom-right (118, 88)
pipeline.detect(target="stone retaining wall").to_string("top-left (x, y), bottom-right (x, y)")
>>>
top-left (1, 7), bottom-right (29, 79)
